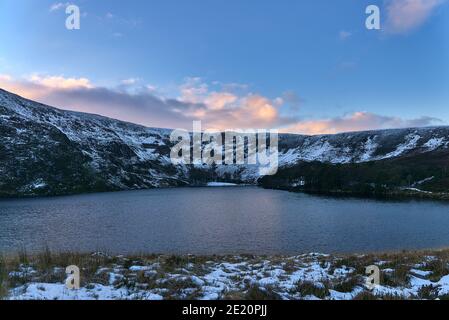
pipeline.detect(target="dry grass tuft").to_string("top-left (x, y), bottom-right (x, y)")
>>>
top-left (295, 280), bottom-right (329, 299)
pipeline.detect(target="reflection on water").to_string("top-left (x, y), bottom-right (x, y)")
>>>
top-left (0, 187), bottom-right (449, 254)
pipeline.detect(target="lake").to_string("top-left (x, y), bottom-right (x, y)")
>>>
top-left (1, 187), bottom-right (449, 255)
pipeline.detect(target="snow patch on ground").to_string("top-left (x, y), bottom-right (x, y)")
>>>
top-left (207, 182), bottom-right (238, 187)
top-left (359, 137), bottom-right (378, 162)
top-left (381, 133), bottom-right (421, 159)
top-left (5, 252), bottom-right (449, 300)
top-left (424, 137), bottom-right (445, 151)
top-left (10, 283), bottom-right (163, 301)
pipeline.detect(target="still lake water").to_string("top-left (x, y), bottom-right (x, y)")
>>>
top-left (1, 187), bottom-right (449, 255)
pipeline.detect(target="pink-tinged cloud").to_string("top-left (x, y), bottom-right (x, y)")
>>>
top-left (385, 0), bottom-right (445, 34)
top-left (30, 75), bottom-right (93, 89)
top-left (0, 74), bottom-right (12, 81)
top-left (0, 74), bottom-right (93, 104)
top-left (0, 75), bottom-right (442, 135)
top-left (204, 92), bottom-right (238, 110)
top-left (0, 75), bottom-right (291, 130)
top-left (284, 112), bottom-right (442, 135)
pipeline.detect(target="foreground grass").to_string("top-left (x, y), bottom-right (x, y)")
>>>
top-left (1, 249), bottom-right (449, 300)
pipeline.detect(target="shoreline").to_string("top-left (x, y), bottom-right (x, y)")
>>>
top-left (262, 185), bottom-right (449, 202)
top-left (2, 248), bottom-right (449, 300)
top-left (1, 183), bottom-right (449, 202)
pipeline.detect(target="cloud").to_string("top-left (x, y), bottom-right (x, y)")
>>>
top-left (385, 0), bottom-right (446, 34)
top-left (204, 92), bottom-right (238, 110)
top-left (29, 75), bottom-right (93, 89)
top-left (179, 77), bottom-right (209, 103)
top-left (100, 11), bottom-right (141, 28)
top-left (0, 75), bottom-right (293, 130)
top-left (49, 2), bottom-right (71, 12)
top-left (0, 74), bottom-right (12, 81)
top-left (121, 78), bottom-right (140, 86)
top-left (176, 77), bottom-right (292, 129)
top-left (284, 112), bottom-right (442, 135)
top-left (0, 75), bottom-right (443, 135)
top-left (0, 74), bottom-right (92, 101)
top-left (146, 84), bottom-right (158, 92)
top-left (338, 30), bottom-right (352, 40)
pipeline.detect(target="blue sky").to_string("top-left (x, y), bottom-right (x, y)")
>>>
top-left (0, 0), bottom-right (448, 134)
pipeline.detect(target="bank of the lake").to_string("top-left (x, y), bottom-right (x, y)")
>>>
top-left (264, 185), bottom-right (449, 201)
top-left (3, 249), bottom-right (449, 300)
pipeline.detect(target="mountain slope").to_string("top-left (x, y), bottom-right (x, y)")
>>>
top-left (0, 89), bottom-right (187, 197)
top-left (1, 88), bottom-right (448, 197)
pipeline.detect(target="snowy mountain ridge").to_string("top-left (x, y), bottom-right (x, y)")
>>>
top-left (1, 88), bottom-right (448, 196)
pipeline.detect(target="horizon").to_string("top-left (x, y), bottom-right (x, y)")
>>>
top-left (0, 1), bottom-right (448, 135)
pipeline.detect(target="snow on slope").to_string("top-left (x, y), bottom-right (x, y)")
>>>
top-left (1, 88), bottom-right (449, 191)
top-left (277, 128), bottom-right (449, 167)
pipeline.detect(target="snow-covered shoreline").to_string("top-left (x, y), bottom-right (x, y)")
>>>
top-left (2, 250), bottom-right (449, 300)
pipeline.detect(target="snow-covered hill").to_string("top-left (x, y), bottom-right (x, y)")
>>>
top-left (1, 88), bottom-right (448, 197)
top-left (278, 128), bottom-right (449, 165)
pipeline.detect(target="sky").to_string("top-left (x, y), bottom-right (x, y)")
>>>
top-left (0, 0), bottom-right (448, 134)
